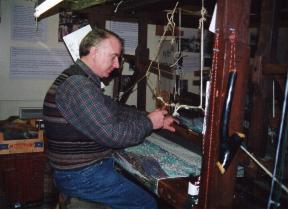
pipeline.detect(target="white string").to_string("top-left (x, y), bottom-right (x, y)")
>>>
top-left (114, 0), bottom-right (124, 13)
top-left (156, 0), bottom-right (207, 115)
top-left (178, 7), bottom-right (182, 57)
top-left (169, 54), bottom-right (187, 68)
top-left (272, 80), bottom-right (275, 118)
top-left (176, 7), bottom-right (182, 96)
top-left (118, 2), bottom-right (179, 101)
top-left (156, 96), bottom-right (204, 116)
top-left (118, 1), bottom-right (207, 116)
top-left (268, 73), bottom-right (288, 208)
top-left (198, 5), bottom-right (207, 110)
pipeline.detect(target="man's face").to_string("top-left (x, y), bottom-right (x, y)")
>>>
top-left (91, 36), bottom-right (122, 78)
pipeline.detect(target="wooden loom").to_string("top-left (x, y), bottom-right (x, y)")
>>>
top-left (111, 0), bottom-right (251, 207)
top-left (121, 1), bottom-right (251, 208)
top-left (71, 0), bottom-right (252, 208)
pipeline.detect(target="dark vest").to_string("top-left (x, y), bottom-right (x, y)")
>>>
top-left (43, 65), bottom-right (112, 170)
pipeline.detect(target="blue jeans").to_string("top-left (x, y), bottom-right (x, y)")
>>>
top-left (53, 158), bottom-right (157, 209)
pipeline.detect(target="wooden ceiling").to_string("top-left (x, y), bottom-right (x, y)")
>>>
top-left (66, 0), bottom-right (215, 12)
top-left (69, 0), bottom-right (217, 28)
top-left (39, 0), bottom-right (288, 28)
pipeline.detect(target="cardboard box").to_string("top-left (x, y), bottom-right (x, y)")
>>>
top-left (0, 119), bottom-right (44, 155)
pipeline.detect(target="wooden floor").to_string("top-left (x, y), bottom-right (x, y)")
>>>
top-left (0, 198), bottom-right (173, 209)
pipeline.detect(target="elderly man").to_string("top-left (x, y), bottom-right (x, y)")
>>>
top-left (43, 28), bottom-right (175, 209)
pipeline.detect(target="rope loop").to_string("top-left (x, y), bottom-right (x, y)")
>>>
top-left (198, 7), bottom-right (207, 29)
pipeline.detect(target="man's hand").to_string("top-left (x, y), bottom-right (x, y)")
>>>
top-left (147, 109), bottom-right (167, 129)
top-left (163, 115), bottom-right (178, 132)
top-left (147, 109), bottom-right (178, 131)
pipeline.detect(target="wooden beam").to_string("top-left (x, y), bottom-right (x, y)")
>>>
top-left (158, 177), bottom-right (189, 208)
top-left (136, 14), bottom-right (149, 111)
top-left (68, 0), bottom-right (107, 10)
top-left (119, 0), bottom-right (168, 10)
top-left (248, 0), bottom-right (281, 157)
top-left (263, 63), bottom-right (288, 75)
top-left (199, 0), bottom-right (251, 208)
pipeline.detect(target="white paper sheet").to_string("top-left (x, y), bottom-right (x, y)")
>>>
top-left (63, 25), bottom-right (92, 61)
top-left (209, 4), bottom-right (217, 33)
top-left (182, 53), bottom-right (201, 72)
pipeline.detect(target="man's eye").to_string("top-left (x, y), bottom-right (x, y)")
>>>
top-left (119, 57), bottom-right (124, 65)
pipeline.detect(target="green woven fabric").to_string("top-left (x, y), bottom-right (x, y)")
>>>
top-left (114, 133), bottom-right (202, 194)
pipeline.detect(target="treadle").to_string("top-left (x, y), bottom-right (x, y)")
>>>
top-left (59, 194), bottom-right (111, 209)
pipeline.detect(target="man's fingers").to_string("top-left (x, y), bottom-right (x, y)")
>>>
top-left (161, 109), bottom-right (168, 116)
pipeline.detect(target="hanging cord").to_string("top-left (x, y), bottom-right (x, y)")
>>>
top-left (118, 0), bottom-right (207, 116)
top-left (114, 0), bottom-right (124, 13)
top-left (147, 2), bottom-right (178, 90)
top-left (167, 7), bottom-right (186, 101)
top-left (198, 3), bottom-right (207, 109)
top-left (157, 0), bottom-right (207, 115)
top-left (170, 54), bottom-right (187, 68)
top-left (118, 1), bottom-right (179, 101)
top-left (176, 7), bottom-right (182, 97)
top-left (272, 80), bottom-right (275, 118)
top-left (171, 7), bottom-right (184, 100)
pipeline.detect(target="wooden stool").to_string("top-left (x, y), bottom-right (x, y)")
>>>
top-left (56, 193), bottom-right (111, 209)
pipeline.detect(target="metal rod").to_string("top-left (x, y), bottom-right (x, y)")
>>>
top-left (268, 72), bottom-right (288, 208)
top-left (240, 145), bottom-right (288, 194)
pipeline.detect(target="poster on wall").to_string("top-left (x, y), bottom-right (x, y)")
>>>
top-left (156, 26), bottom-right (212, 72)
top-left (158, 40), bottom-right (177, 66)
top-left (106, 20), bottom-right (138, 55)
top-left (180, 28), bottom-right (212, 72)
top-left (10, 47), bottom-right (73, 79)
top-left (11, 5), bottom-right (47, 42)
top-left (58, 10), bottom-right (89, 42)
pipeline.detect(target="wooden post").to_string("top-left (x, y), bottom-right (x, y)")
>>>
top-left (136, 14), bottom-right (149, 110)
top-left (198, 0), bottom-right (251, 208)
top-left (248, 0), bottom-right (281, 157)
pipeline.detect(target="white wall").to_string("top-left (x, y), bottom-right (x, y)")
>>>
top-left (0, 0), bottom-right (119, 119)
top-left (0, 0), bottom-right (61, 119)
top-left (0, 1), bottom-right (160, 120)
top-left (0, 1), bottom-right (200, 120)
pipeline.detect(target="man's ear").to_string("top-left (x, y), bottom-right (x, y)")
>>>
top-left (90, 46), bottom-right (98, 55)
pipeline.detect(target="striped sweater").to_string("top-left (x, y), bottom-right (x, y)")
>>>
top-left (43, 59), bottom-right (153, 170)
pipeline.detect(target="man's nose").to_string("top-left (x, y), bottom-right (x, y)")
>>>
top-left (113, 57), bottom-right (120, 68)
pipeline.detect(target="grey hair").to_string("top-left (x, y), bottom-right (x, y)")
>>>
top-left (79, 27), bottom-right (123, 57)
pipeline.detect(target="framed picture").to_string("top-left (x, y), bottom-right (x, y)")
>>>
top-left (58, 10), bottom-right (88, 42)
